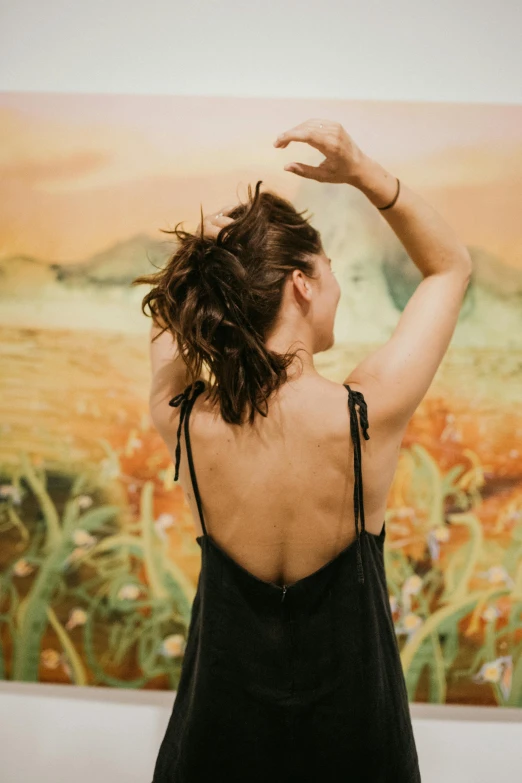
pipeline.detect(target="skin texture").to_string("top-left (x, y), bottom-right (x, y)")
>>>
top-left (148, 118), bottom-right (471, 586)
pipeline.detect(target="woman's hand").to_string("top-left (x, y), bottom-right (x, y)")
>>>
top-left (273, 118), bottom-right (366, 185)
top-left (196, 204), bottom-right (235, 240)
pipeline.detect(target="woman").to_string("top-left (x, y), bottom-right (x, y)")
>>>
top-left (135, 118), bottom-right (472, 782)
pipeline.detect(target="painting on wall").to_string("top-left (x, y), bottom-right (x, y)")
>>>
top-left (1, 91), bottom-right (521, 704)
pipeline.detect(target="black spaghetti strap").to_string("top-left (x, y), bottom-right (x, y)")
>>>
top-left (343, 384), bottom-right (370, 585)
top-left (168, 379), bottom-right (208, 536)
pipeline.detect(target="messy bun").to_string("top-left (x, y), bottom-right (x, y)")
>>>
top-left (132, 180), bottom-right (322, 425)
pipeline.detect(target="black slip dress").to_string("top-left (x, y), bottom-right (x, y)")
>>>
top-left (152, 381), bottom-right (422, 783)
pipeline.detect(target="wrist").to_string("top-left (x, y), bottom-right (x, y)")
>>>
top-left (345, 152), bottom-right (375, 187)
top-left (347, 155), bottom-right (399, 210)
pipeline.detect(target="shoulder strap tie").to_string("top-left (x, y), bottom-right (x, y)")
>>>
top-left (168, 379), bottom-right (206, 481)
top-left (348, 388), bottom-right (370, 442)
top-left (346, 386), bottom-right (370, 584)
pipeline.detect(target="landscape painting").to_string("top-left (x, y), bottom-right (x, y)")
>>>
top-left (0, 91), bottom-right (521, 705)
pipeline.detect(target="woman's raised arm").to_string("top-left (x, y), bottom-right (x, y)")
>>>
top-left (274, 118), bottom-right (472, 430)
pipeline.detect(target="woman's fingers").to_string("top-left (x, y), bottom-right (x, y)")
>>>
top-left (210, 214), bottom-right (234, 227)
top-left (274, 118), bottom-right (360, 184)
top-left (274, 118), bottom-right (331, 151)
top-left (196, 202), bottom-right (236, 230)
top-left (284, 162), bottom-right (328, 181)
top-left (197, 213), bottom-right (234, 239)
top-left (215, 203), bottom-right (237, 216)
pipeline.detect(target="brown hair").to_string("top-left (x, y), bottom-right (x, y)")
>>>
top-left (132, 180), bottom-right (322, 425)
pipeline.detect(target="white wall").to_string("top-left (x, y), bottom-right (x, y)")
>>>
top-left (1, 0), bottom-right (521, 104)
top-left (0, 685), bottom-right (521, 783)
top-left (1, 1), bottom-right (521, 781)
top-left (0, 683), bottom-right (520, 783)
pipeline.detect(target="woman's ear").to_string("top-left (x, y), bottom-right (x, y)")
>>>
top-left (291, 268), bottom-right (312, 299)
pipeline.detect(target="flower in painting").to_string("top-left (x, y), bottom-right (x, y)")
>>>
top-left (478, 565), bottom-right (515, 588)
top-left (128, 435), bottom-right (143, 451)
top-left (401, 574), bottom-right (423, 613)
top-left (0, 484), bottom-right (22, 504)
top-left (13, 559), bottom-right (34, 577)
top-left (440, 413), bottom-right (463, 444)
top-left (77, 495), bottom-right (93, 509)
top-left (117, 583), bottom-right (141, 601)
top-left (66, 608), bottom-right (88, 630)
top-left (41, 649), bottom-right (61, 669)
top-left (396, 613), bottom-right (423, 639)
top-left (481, 605), bottom-right (500, 623)
top-left (402, 575), bottom-right (423, 596)
top-left (161, 634), bottom-right (187, 658)
top-left (100, 456), bottom-right (120, 481)
top-left (154, 513), bottom-right (175, 541)
top-left (72, 529), bottom-right (97, 548)
top-left (472, 656), bottom-right (513, 700)
top-left (427, 525), bottom-right (450, 561)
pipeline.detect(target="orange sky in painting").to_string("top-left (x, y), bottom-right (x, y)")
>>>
top-left (1, 92), bottom-right (521, 267)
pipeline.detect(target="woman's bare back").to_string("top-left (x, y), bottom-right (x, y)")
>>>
top-left (163, 373), bottom-right (405, 587)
